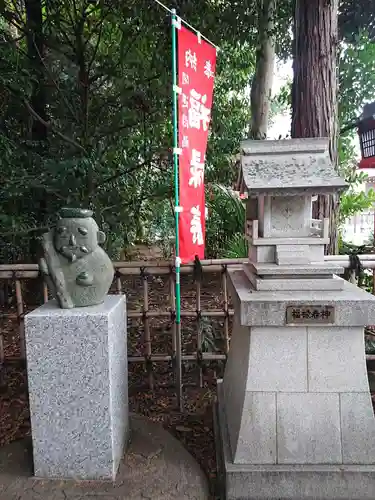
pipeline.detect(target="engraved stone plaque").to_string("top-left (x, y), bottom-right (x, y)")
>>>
top-left (286, 305), bottom-right (335, 324)
top-left (270, 196), bottom-right (306, 236)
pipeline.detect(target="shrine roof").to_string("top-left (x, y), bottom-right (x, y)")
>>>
top-left (240, 138), bottom-right (347, 196)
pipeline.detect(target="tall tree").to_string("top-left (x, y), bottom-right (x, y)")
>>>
top-left (249, 0), bottom-right (276, 139)
top-left (25, 0), bottom-right (49, 259)
top-left (236, 0), bottom-right (276, 191)
top-left (291, 0), bottom-right (339, 254)
top-left (25, 0), bottom-right (47, 143)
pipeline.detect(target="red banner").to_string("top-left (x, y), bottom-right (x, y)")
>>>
top-left (177, 25), bottom-right (217, 263)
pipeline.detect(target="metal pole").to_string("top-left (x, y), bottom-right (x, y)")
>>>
top-left (171, 8), bottom-right (183, 411)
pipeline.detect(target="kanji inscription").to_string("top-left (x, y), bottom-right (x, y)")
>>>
top-left (177, 24), bottom-right (217, 263)
top-left (286, 305), bottom-right (335, 324)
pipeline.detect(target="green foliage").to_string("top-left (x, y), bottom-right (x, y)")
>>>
top-left (337, 29), bottom-right (375, 229)
top-left (269, 79), bottom-right (291, 131)
top-left (0, 0), bottom-right (255, 262)
top-left (365, 334), bottom-right (375, 354)
top-left (340, 188), bottom-right (375, 226)
top-left (145, 199), bottom-right (175, 259)
top-left (200, 317), bottom-right (220, 353)
top-left (206, 42), bottom-right (253, 185)
top-left (1, 0), bottom-right (375, 263)
top-left (336, 30), bottom-right (375, 230)
top-left (339, 30), bottom-right (375, 127)
top-left (144, 183), bottom-right (248, 259)
top-left (219, 232), bottom-right (248, 259)
top-left (206, 184), bottom-right (247, 259)
top-left (339, 169), bottom-right (375, 226)
top-left (339, 0), bottom-right (375, 42)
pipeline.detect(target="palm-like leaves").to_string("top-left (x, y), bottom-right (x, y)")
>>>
top-left (206, 183), bottom-right (247, 259)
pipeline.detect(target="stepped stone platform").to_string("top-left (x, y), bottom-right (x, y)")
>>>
top-left (0, 414), bottom-right (209, 500)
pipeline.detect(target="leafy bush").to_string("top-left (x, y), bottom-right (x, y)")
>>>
top-left (206, 184), bottom-right (247, 259)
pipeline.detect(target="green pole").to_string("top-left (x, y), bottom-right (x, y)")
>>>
top-left (171, 8), bottom-right (182, 411)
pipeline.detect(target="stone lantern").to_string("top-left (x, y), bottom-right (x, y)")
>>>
top-left (215, 138), bottom-right (375, 500)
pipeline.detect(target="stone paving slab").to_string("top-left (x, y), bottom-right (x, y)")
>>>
top-left (0, 414), bottom-right (209, 500)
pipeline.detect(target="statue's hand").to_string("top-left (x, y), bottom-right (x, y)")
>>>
top-left (76, 271), bottom-right (94, 286)
top-left (39, 257), bottom-right (49, 276)
top-left (41, 230), bottom-right (73, 308)
top-left (42, 231), bottom-right (56, 253)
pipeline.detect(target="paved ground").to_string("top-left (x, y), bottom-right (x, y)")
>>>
top-left (0, 414), bottom-right (209, 500)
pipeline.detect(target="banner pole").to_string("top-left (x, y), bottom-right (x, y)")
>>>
top-left (171, 7), bottom-right (183, 411)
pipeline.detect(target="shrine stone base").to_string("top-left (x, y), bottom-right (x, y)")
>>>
top-left (25, 296), bottom-right (128, 481)
top-left (214, 269), bottom-right (375, 500)
top-left (214, 383), bottom-right (375, 500)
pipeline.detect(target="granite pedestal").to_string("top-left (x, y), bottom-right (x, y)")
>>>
top-left (215, 271), bottom-right (375, 499)
top-left (25, 295), bottom-right (128, 481)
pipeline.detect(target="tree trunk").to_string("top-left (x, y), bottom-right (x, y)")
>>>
top-left (24, 0), bottom-right (48, 305)
top-left (291, 0), bottom-right (339, 254)
top-left (237, 0), bottom-right (276, 191)
top-left (249, 0), bottom-right (276, 139)
top-left (25, 0), bottom-right (47, 142)
top-left (25, 0), bottom-right (49, 236)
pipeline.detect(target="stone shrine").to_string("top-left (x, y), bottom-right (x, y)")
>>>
top-left (215, 138), bottom-right (375, 499)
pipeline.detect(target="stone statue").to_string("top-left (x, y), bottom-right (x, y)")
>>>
top-left (39, 208), bottom-right (114, 308)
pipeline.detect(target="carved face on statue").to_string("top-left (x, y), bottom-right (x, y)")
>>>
top-left (54, 208), bottom-right (106, 262)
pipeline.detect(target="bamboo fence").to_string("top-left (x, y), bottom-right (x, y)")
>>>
top-left (1, 256), bottom-right (375, 401)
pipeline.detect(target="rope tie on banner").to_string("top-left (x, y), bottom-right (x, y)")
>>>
top-left (140, 266), bottom-right (147, 280)
top-left (153, 0), bottom-right (220, 51)
top-left (172, 16), bottom-right (181, 30)
top-left (175, 257), bottom-right (181, 287)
